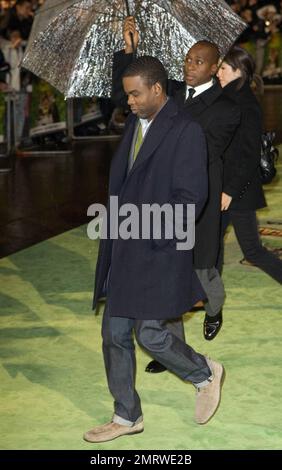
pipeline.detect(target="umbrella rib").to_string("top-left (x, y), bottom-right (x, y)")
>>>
top-left (35, 0), bottom-right (93, 16)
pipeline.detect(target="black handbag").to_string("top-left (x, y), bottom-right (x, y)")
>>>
top-left (260, 131), bottom-right (279, 184)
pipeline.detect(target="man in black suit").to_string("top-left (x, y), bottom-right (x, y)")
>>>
top-left (112, 19), bottom-right (241, 375)
top-left (84, 56), bottom-right (225, 443)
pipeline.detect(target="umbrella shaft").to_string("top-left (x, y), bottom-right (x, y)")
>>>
top-left (125, 0), bottom-right (131, 16)
top-left (125, 0), bottom-right (135, 54)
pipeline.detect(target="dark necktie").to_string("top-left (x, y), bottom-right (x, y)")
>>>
top-left (186, 87), bottom-right (196, 102)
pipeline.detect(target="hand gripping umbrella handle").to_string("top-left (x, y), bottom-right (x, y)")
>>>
top-left (125, 0), bottom-right (136, 56)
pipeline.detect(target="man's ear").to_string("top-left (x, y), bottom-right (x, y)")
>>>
top-left (211, 63), bottom-right (219, 76)
top-left (153, 82), bottom-right (163, 96)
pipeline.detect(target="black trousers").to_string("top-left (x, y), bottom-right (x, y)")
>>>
top-left (218, 209), bottom-right (282, 284)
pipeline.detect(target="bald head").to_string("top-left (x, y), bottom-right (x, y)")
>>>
top-left (193, 41), bottom-right (220, 65)
top-left (184, 41), bottom-right (220, 87)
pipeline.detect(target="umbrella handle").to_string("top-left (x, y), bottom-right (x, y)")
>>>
top-left (125, 0), bottom-right (136, 56)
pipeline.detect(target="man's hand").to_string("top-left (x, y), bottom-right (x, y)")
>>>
top-left (221, 192), bottom-right (232, 211)
top-left (123, 16), bottom-right (139, 53)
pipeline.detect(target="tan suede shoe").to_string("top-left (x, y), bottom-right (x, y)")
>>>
top-left (194, 358), bottom-right (225, 424)
top-left (83, 421), bottom-right (144, 443)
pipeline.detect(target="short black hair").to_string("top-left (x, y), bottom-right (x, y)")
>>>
top-left (122, 55), bottom-right (168, 92)
top-left (193, 40), bottom-right (220, 64)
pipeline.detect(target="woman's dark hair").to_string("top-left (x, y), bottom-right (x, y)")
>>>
top-left (223, 45), bottom-right (263, 92)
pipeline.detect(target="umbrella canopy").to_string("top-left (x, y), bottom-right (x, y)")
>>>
top-left (22, 0), bottom-right (246, 97)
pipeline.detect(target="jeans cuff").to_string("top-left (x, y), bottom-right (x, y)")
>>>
top-left (112, 413), bottom-right (143, 427)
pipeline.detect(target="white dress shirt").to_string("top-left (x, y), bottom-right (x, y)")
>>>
top-left (139, 118), bottom-right (153, 138)
top-left (185, 79), bottom-right (214, 100)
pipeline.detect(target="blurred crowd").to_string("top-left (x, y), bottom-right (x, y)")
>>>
top-left (0, 1), bottom-right (43, 92)
top-left (227, 1), bottom-right (282, 77)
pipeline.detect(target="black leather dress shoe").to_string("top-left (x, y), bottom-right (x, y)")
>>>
top-left (203, 311), bottom-right (223, 341)
top-left (145, 360), bottom-right (167, 373)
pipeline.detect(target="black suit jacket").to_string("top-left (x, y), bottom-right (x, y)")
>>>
top-left (112, 51), bottom-right (241, 268)
top-left (93, 99), bottom-right (208, 320)
top-left (221, 79), bottom-right (266, 211)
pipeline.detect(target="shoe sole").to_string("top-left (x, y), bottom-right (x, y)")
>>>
top-left (83, 428), bottom-right (144, 443)
top-left (196, 364), bottom-right (226, 425)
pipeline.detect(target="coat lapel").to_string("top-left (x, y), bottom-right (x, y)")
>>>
top-left (128, 99), bottom-right (178, 175)
top-left (184, 95), bottom-right (206, 115)
top-left (183, 82), bottom-right (223, 116)
top-left (109, 115), bottom-right (136, 194)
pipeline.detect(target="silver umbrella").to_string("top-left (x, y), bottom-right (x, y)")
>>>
top-left (22, 0), bottom-right (246, 97)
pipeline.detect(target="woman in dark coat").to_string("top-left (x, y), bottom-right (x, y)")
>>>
top-left (217, 45), bottom-right (282, 284)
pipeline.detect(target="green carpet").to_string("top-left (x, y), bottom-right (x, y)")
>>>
top-left (0, 160), bottom-right (281, 450)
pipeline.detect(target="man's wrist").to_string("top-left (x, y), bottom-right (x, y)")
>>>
top-left (124, 46), bottom-right (134, 54)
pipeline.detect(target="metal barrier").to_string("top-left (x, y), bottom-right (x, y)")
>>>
top-left (67, 99), bottom-right (121, 143)
top-left (15, 82), bottom-right (72, 156)
top-left (0, 81), bottom-right (123, 159)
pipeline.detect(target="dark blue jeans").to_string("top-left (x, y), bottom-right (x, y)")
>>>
top-left (102, 305), bottom-right (212, 423)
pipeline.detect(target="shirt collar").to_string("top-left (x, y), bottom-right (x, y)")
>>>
top-left (139, 118), bottom-right (152, 137)
top-left (186, 79), bottom-right (214, 99)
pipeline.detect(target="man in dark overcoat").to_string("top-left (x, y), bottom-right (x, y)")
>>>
top-left (84, 56), bottom-right (224, 443)
top-left (112, 19), bottom-right (241, 373)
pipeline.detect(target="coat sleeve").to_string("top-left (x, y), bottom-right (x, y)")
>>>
top-left (111, 50), bottom-right (133, 108)
top-left (172, 120), bottom-right (208, 220)
top-left (205, 101), bottom-right (241, 165)
top-left (223, 105), bottom-right (263, 199)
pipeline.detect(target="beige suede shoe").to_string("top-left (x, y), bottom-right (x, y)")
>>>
top-left (83, 421), bottom-right (144, 443)
top-left (194, 358), bottom-right (225, 424)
